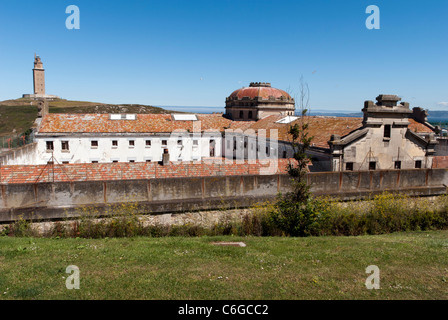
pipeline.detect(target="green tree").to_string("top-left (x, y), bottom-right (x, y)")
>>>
top-left (271, 78), bottom-right (319, 236)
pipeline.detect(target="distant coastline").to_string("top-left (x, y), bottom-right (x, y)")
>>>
top-left (156, 105), bottom-right (225, 114)
top-left (157, 105), bottom-right (448, 124)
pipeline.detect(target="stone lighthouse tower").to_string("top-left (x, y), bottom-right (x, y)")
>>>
top-left (33, 54), bottom-right (45, 95)
top-left (22, 54), bottom-right (59, 100)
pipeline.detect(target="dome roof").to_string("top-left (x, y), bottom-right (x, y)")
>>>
top-left (228, 82), bottom-right (292, 101)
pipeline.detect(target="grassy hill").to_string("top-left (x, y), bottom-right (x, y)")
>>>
top-left (0, 104), bottom-right (38, 137)
top-left (0, 98), bottom-right (181, 137)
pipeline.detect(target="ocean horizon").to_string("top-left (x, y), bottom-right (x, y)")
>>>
top-left (156, 105), bottom-right (448, 124)
top-left (156, 105), bottom-right (225, 114)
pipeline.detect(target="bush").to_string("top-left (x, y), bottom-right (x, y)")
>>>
top-left (4, 193), bottom-right (448, 239)
top-left (264, 192), bottom-right (448, 237)
top-left (271, 196), bottom-right (320, 236)
top-left (0, 215), bottom-right (39, 237)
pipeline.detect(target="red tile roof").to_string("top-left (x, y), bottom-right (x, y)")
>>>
top-left (228, 86), bottom-right (291, 100)
top-left (39, 113), bottom-right (236, 134)
top-left (432, 156), bottom-right (448, 169)
top-left (246, 115), bottom-right (434, 148)
top-left (0, 159), bottom-right (294, 184)
top-left (38, 113), bottom-right (434, 149)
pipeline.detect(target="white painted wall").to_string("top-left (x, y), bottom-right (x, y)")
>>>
top-left (32, 134), bottom-right (223, 164)
top-left (0, 143), bottom-right (38, 166)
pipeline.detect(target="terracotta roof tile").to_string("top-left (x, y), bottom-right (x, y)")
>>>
top-left (0, 159), bottom-right (293, 184)
top-left (246, 116), bottom-right (434, 148)
top-left (39, 113), bottom-right (233, 134)
top-left (432, 156), bottom-right (448, 169)
top-left (38, 113), bottom-right (434, 150)
top-left (229, 86), bottom-right (291, 100)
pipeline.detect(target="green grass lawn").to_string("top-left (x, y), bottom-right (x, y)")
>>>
top-left (0, 230), bottom-right (447, 300)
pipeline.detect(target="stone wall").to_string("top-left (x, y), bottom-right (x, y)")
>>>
top-left (0, 169), bottom-right (447, 222)
top-left (0, 143), bottom-right (38, 166)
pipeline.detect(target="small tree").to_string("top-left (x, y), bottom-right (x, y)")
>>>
top-left (271, 77), bottom-right (318, 236)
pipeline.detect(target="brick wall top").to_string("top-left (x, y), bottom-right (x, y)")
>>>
top-left (0, 158), bottom-right (293, 184)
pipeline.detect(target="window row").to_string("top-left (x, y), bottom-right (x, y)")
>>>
top-left (45, 139), bottom-right (204, 151)
top-left (345, 160), bottom-right (423, 171)
top-left (239, 110), bottom-right (254, 119)
top-left (58, 157), bottom-right (205, 164)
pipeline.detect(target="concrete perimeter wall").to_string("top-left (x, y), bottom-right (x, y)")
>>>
top-left (1, 168), bottom-right (447, 222)
top-left (0, 143), bottom-right (38, 166)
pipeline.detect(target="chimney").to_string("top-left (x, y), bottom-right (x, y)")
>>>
top-left (162, 148), bottom-right (170, 166)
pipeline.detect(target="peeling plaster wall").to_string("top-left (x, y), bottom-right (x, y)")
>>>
top-left (335, 125), bottom-right (431, 171)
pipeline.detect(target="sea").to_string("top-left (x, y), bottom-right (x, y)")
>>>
top-left (157, 106), bottom-right (448, 127)
top-left (156, 106), bottom-right (224, 114)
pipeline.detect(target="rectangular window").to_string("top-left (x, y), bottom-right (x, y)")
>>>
top-left (91, 160), bottom-right (98, 163)
top-left (91, 140), bottom-right (98, 148)
top-left (193, 140), bottom-right (198, 146)
top-left (129, 140), bottom-right (135, 147)
top-left (62, 161), bottom-right (69, 164)
top-left (61, 141), bottom-right (69, 151)
top-left (283, 150), bottom-right (287, 158)
top-left (415, 160), bottom-right (422, 169)
top-left (239, 110), bottom-right (244, 118)
top-left (145, 140), bottom-right (151, 147)
top-left (384, 124), bottom-right (391, 138)
top-left (346, 162), bottom-right (354, 171)
top-left (162, 139), bottom-right (168, 146)
top-left (112, 140), bottom-right (118, 147)
top-left (394, 161), bottom-right (401, 170)
top-left (46, 141), bottom-right (54, 151)
top-left (146, 159), bottom-right (152, 163)
top-left (177, 139), bottom-right (182, 146)
top-left (129, 160), bottom-right (135, 163)
top-left (369, 161), bottom-right (376, 170)
top-left (112, 160), bottom-right (119, 163)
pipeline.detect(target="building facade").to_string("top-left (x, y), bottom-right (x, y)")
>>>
top-left (328, 95), bottom-right (437, 171)
top-left (34, 114), bottom-right (225, 164)
top-left (6, 79), bottom-right (439, 172)
top-left (225, 82), bottom-right (295, 121)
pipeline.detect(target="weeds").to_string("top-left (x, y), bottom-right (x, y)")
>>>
top-left (2, 193), bottom-right (448, 238)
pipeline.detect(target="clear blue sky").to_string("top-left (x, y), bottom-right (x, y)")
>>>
top-left (0, 0), bottom-right (446, 111)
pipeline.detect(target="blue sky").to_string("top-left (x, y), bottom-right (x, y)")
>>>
top-left (0, 0), bottom-right (446, 111)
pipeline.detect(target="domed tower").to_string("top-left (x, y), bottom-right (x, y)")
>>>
top-left (225, 82), bottom-right (295, 121)
top-left (33, 54), bottom-right (45, 95)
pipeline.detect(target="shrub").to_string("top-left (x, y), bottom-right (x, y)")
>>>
top-left (4, 193), bottom-right (448, 239)
top-left (1, 215), bottom-right (38, 237)
top-left (266, 192), bottom-right (448, 237)
top-left (270, 195), bottom-right (325, 236)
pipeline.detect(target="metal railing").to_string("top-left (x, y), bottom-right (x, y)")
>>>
top-left (0, 131), bottom-right (35, 150)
